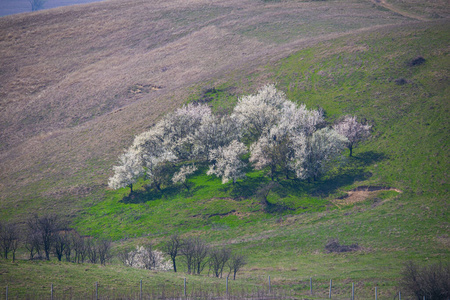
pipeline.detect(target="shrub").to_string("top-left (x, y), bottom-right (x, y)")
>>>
top-left (401, 261), bottom-right (450, 300)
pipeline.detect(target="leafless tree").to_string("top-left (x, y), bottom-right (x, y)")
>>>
top-left (0, 222), bottom-right (20, 262)
top-left (26, 214), bottom-right (60, 260)
top-left (25, 228), bottom-right (42, 260)
top-left (401, 261), bottom-right (450, 300)
top-left (63, 232), bottom-right (74, 262)
top-left (180, 237), bottom-right (195, 274)
top-left (98, 239), bottom-right (112, 265)
top-left (209, 247), bottom-right (231, 278)
top-left (86, 238), bottom-right (98, 264)
top-left (180, 237), bottom-right (209, 274)
top-left (227, 253), bottom-right (247, 280)
top-left (192, 238), bottom-right (209, 275)
top-left (118, 246), bottom-right (136, 266)
top-left (53, 232), bottom-right (69, 261)
top-left (164, 233), bottom-right (182, 272)
top-left (71, 234), bottom-right (87, 263)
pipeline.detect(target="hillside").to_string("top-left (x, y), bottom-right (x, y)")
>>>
top-left (0, 0), bottom-right (426, 221)
top-left (0, 0), bottom-right (449, 298)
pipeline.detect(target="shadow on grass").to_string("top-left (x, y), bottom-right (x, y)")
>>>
top-left (120, 150), bottom-right (387, 206)
top-left (120, 184), bottom-right (184, 204)
top-left (271, 150), bottom-right (388, 200)
top-left (305, 150), bottom-right (388, 198)
top-left (227, 176), bottom-right (270, 199)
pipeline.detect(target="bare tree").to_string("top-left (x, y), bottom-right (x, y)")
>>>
top-left (209, 247), bottom-right (231, 278)
top-left (25, 228), bottom-right (42, 260)
top-left (26, 214), bottom-right (60, 260)
top-left (63, 232), bottom-right (74, 262)
top-left (180, 237), bottom-right (209, 274)
top-left (192, 238), bottom-right (209, 275)
top-left (227, 253), bottom-right (247, 280)
top-left (0, 222), bottom-right (20, 261)
top-left (53, 232), bottom-right (69, 261)
top-left (98, 239), bottom-right (112, 265)
top-left (86, 238), bottom-right (98, 264)
top-left (118, 246), bottom-right (137, 266)
top-left (401, 261), bottom-right (450, 300)
top-left (180, 237), bottom-right (195, 274)
top-left (164, 233), bottom-right (182, 272)
top-left (71, 234), bottom-right (87, 263)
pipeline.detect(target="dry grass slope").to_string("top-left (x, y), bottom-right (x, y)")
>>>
top-left (0, 0), bottom-right (444, 219)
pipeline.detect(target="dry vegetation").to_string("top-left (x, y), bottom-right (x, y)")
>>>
top-left (0, 0), bottom-right (442, 220)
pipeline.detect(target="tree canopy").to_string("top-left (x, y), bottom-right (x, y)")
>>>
top-left (108, 84), bottom-right (369, 193)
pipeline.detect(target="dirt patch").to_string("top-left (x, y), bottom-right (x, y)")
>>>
top-left (333, 186), bottom-right (402, 207)
top-left (325, 238), bottom-right (360, 253)
top-left (408, 56), bottom-right (426, 67)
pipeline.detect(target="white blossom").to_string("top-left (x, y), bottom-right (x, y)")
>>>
top-left (172, 164), bottom-right (198, 189)
top-left (279, 101), bottom-right (324, 136)
top-left (207, 140), bottom-right (248, 184)
top-left (231, 84), bottom-right (287, 141)
top-left (192, 114), bottom-right (240, 160)
top-left (296, 128), bottom-right (348, 180)
top-left (161, 103), bottom-right (212, 160)
top-left (125, 246), bottom-right (173, 271)
top-left (108, 149), bottom-right (144, 192)
top-left (333, 115), bottom-right (371, 156)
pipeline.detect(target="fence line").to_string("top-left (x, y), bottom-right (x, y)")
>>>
top-left (4, 276), bottom-right (411, 299)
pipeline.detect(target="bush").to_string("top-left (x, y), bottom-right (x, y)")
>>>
top-left (401, 261), bottom-right (450, 300)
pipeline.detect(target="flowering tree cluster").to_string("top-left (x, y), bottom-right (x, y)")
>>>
top-left (120, 244), bottom-right (173, 271)
top-left (108, 84), bottom-right (370, 192)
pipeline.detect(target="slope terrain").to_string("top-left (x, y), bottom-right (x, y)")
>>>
top-left (0, 0), bottom-right (415, 221)
top-left (0, 0), bottom-right (449, 298)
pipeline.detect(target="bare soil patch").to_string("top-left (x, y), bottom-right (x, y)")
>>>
top-left (333, 186), bottom-right (402, 206)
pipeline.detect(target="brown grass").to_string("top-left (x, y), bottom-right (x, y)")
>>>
top-left (332, 187), bottom-right (402, 207)
top-left (0, 0), bottom-right (442, 220)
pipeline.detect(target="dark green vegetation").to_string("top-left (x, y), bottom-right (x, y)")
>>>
top-left (0, 0), bottom-right (449, 298)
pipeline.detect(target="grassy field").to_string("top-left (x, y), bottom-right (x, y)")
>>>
top-left (0, 0), bottom-right (449, 298)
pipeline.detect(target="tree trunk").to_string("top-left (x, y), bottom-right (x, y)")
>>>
top-left (129, 183), bottom-right (133, 194)
top-left (349, 145), bottom-right (353, 157)
top-left (172, 258), bottom-right (177, 272)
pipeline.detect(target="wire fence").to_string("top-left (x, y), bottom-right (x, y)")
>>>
top-left (4, 277), bottom-right (411, 300)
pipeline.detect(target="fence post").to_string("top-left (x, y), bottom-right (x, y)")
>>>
top-left (268, 275), bottom-right (271, 293)
top-left (329, 279), bottom-right (332, 299)
top-left (375, 286), bottom-right (377, 300)
top-left (226, 276), bottom-right (229, 295)
top-left (184, 278), bottom-right (186, 297)
top-left (6, 286), bottom-right (8, 300)
top-left (140, 279), bottom-right (142, 300)
top-left (399, 291), bottom-right (401, 300)
top-left (352, 282), bottom-right (354, 300)
top-left (51, 283), bottom-right (53, 300)
top-left (95, 282), bottom-right (98, 300)
top-left (310, 277), bottom-right (312, 295)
